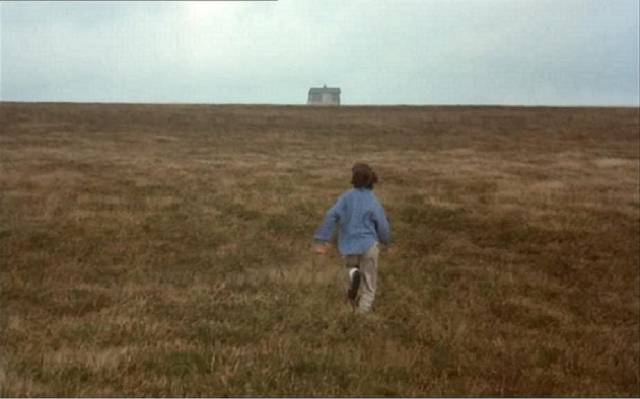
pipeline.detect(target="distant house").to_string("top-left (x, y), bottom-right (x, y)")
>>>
top-left (307, 85), bottom-right (341, 105)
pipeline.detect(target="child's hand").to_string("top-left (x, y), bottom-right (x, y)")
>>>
top-left (312, 243), bottom-right (331, 254)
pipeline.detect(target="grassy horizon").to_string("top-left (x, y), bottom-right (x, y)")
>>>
top-left (1, 103), bottom-right (638, 396)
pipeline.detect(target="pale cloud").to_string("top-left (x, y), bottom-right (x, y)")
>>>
top-left (1, 0), bottom-right (638, 105)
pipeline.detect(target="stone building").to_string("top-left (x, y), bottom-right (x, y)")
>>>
top-left (307, 85), bottom-right (341, 105)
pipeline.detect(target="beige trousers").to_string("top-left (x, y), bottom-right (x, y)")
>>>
top-left (343, 243), bottom-right (380, 313)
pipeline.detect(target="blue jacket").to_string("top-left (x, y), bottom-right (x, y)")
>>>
top-left (314, 188), bottom-right (391, 255)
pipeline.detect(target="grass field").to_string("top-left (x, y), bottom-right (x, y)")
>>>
top-left (1, 102), bottom-right (638, 396)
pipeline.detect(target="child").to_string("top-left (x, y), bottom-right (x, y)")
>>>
top-left (313, 163), bottom-right (391, 313)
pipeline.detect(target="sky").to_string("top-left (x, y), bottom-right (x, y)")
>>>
top-left (1, 0), bottom-right (639, 106)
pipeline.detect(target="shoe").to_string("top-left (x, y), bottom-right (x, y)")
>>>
top-left (347, 267), bottom-right (360, 306)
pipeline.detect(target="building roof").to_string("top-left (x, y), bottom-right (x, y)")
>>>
top-left (309, 86), bottom-right (341, 94)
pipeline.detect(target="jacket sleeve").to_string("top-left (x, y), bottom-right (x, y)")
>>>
top-left (313, 195), bottom-right (345, 242)
top-left (372, 202), bottom-right (391, 245)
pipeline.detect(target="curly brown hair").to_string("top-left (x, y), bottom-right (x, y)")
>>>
top-left (351, 163), bottom-right (378, 189)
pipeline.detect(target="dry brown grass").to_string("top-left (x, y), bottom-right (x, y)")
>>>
top-left (1, 102), bottom-right (638, 396)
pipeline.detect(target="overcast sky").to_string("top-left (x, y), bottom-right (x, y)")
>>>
top-left (1, 0), bottom-right (639, 105)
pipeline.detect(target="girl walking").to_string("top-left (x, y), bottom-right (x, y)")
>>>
top-left (313, 163), bottom-right (391, 313)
